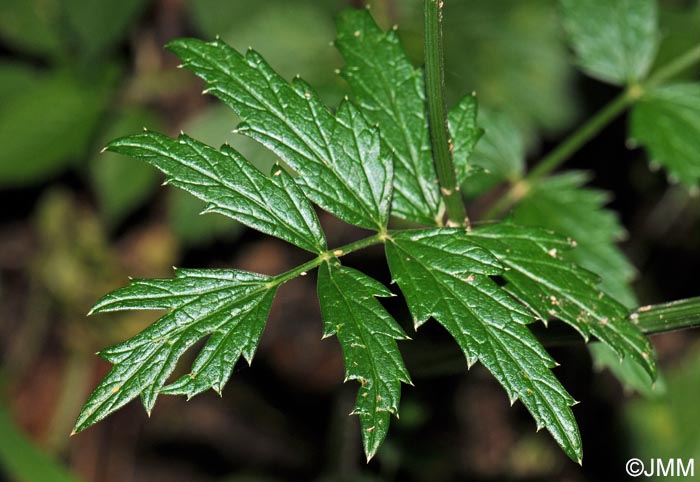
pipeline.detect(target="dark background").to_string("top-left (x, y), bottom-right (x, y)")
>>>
top-left (1, 0), bottom-right (699, 481)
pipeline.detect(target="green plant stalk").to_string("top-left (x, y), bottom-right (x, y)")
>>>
top-left (424, 0), bottom-right (468, 228)
top-left (271, 232), bottom-right (386, 286)
top-left (484, 43), bottom-right (700, 220)
top-left (408, 296), bottom-right (700, 378)
top-left (272, 230), bottom-right (700, 342)
top-left (483, 91), bottom-right (634, 219)
top-left (645, 43), bottom-right (700, 88)
top-left (632, 297), bottom-right (700, 334)
top-left (527, 92), bottom-right (633, 182)
top-left (532, 296), bottom-right (700, 347)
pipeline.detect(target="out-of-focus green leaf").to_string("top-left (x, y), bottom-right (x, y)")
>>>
top-left (630, 83), bottom-right (700, 186)
top-left (462, 108), bottom-right (526, 197)
top-left (167, 105), bottom-right (270, 246)
top-left (624, 344), bottom-right (700, 463)
top-left (168, 188), bottom-right (243, 247)
top-left (63, 0), bottom-right (149, 59)
top-left (448, 94), bottom-right (483, 186)
top-left (368, 0), bottom-right (578, 139)
top-left (590, 343), bottom-right (664, 398)
top-left (0, 0), bottom-right (62, 57)
top-left (90, 109), bottom-right (160, 226)
top-left (188, 0), bottom-right (340, 103)
top-left (182, 104), bottom-right (277, 173)
top-left (560, 0), bottom-right (658, 85)
top-left (0, 62), bottom-right (39, 104)
top-left (512, 171), bottom-right (637, 307)
top-left (651, 4), bottom-right (700, 81)
top-left (0, 404), bottom-right (83, 482)
top-left (0, 70), bottom-right (113, 187)
top-left (0, 0), bottom-right (147, 60)
top-left (166, 89), bottom-right (346, 248)
top-left (442, 0), bottom-right (579, 138)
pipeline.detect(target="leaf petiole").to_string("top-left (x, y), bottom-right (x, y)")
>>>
top-left (484, 42), bottom-right (700, 219)
top-left (270, 232), bottom-right (387, 287)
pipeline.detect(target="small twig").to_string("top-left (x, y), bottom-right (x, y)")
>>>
top-left (483, 42), bottom-right (700, 220)
top-left (424, 0), bottom-right (469, 228)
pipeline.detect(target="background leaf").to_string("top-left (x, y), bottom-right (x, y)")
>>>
top-left (188, 0), bottom-right (341, 105)
top-left (0, 0), bottom-right (63, 58)
top-left (380, 0), bottom-right (580, 141)
top-left (461, 108), bottom-right (526, 198)
top-left (0, 404), bottom-right (83, 482)
top-left (89, 109), bottom-right (160, 227)
top-left (167, 189), bottom-right (243, 247)
top-left (0, 70), bottom-right (114, 187)
top-left (448, 94), bottom-right (483, 186)
top-left (63, 0), bottom-right (149, 59)
top-left (590, 343), bottom-right (664, 398)
top-left (560, 0), bottom-right (659, 85)
top-left (651, 3), bottom-right (700, 81)
top-left (630, 83), bottom-right (700, 186)
top-left (623, 344), bottom-right (700, 465)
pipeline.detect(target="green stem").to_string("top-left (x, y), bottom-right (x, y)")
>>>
top-left (531, 296), bottom-right (700, 346)
top-left (272, 232), bottom-right (386, 286)
top-left (483, 43), bottom-right (700, 220)
top-left (482, 91), bottom-right (634, 219)
top-left (632, 297), bottom-right (700, 334)
top-left (424, 0), bottom-right (468, 227)
top-left (527, 92), bottom-right (633, 182)
top-left (409, 297), bottom-right (700, 377)
top-left (645, 43), bottom-right (700, 88)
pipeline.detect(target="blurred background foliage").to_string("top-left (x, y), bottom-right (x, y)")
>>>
top-left (0, 0), bottom-right (699, 481)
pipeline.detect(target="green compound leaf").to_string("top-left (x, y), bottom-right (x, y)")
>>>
top-left (168, 38), bottom-right (393, 231)
top-left (560, 0), bottom-right (658, 85)
top-left (335, 9), bottom-right (440, 225)
top-left (468, 222), bottom-right (656, 379)
top-left (448, 93), bottom-right (483, 185)
top-left (73, 269), bottom-right (277, 434)
top-left (630, 83), bottom-right (700, 185)
top-left (335, 10), bottom-right (483, 223)
top-left (512, 171), bottom-right (636, 307)
top-left (510, 172), bottom-right (653, 393)
top-left (384, 228), bottom-right (582, 462)
top-left (317, 263), bottom-right (411, 461)
top-left (106, 131), bottom-right (326, 254)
